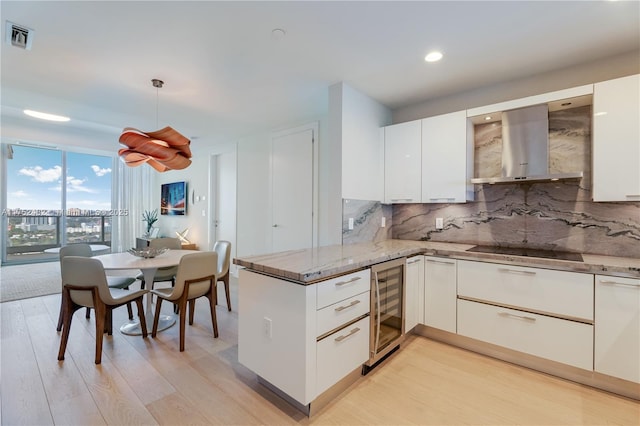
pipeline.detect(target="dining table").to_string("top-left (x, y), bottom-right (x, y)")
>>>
top-left (93, 249), bottom-right (196, 336)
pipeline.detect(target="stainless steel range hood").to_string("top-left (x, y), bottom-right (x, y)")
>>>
top-left (470, 104), bottom-right (583, 184)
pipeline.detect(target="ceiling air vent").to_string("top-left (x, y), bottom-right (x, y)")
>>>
top-left (5, 21), bottom-right (34, 50)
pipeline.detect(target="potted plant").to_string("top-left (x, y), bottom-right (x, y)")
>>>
top-left (142, 209), bottom-right (158, 236)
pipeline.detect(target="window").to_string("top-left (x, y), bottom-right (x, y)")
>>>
top-left (2, 145), bottom-right (113, 264)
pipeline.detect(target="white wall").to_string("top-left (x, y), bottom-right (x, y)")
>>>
top-left (394, 51), bottom-right (639, 123)
top-left (332, 83), bottom-right (392, 202)
top-left (154, 151), bottom-right (210, 248)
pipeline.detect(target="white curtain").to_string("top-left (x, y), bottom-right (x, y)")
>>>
top-left (112, 160), bottom-right (153, 252)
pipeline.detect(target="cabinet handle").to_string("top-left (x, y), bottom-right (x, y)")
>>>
top-left (498, 312), bottom-right (536, 322)
top-left (335, 327), bottom-right (361, 342)
top-left (334, 300), bottom-right (361, 312)
top-left (407, 258), bottom-right (422, 264)
top-left (335, 276), bottom-right (361, 287)
top-left (429, 197), bottom-right (456, 202)
top-left (390, 198), bottom-right (413, 202)
top-left (599, 280), bottom-right (640, 289)
top-left (498, 268), bottom-right (536, 276)
top-left (625, 195), bottom-right (640, 199)
top-left (272, 224), bottom-right (279, 228)
top-left (426, 259), bottom-right (455, 265)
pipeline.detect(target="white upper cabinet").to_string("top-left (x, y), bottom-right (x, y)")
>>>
top-left (421, 111), bottom-right (473, 203)
top-left (592, 74), bottom-right (640, 202)
top-left (384, 119), bottom-right (422, 203)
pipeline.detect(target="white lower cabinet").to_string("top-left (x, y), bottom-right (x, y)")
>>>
top-left (457, 299), bottom-right (593, 370)
top-left (316, 316), bottom-right (370, 395)
top-left (239, 269), bottom-right (371, 408)
top-left (405, 256), bottom-right (425, 332)
top-left (594, 275), bottom-right (640, 383)
top-left (457, 260), bottom-right (593, 321)
top-left (424, 257), bottom-right (457, 333)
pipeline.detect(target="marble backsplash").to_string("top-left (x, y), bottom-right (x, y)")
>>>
top-left (343, 106), bottom-right (640, 258)
top-left (342, 199), bottom-right (392, 245)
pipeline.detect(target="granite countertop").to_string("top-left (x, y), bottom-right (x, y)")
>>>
top-left (233, 240), bottom-right (640, 284)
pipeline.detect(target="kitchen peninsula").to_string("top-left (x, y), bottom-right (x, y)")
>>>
top-left (235, 240), bottom-right (640, 415)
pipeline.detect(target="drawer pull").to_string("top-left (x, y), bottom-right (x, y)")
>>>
top-left (498, 312), bottom-right (536, 322)
top-left (335, 276), bottom-right (362, 287)
top-left (426, 259), bottom-right (455, 265)
top-left (334, 327), bottom-right (361, 342)
top-left (498, 268), bottom-right (536, 276)
top-left (599, 280), bottom-right (640, 289)
top-left (625, 194), bottom-right (640, 198)
top-left (429, 197), bottom-right (456, 202)
top-left (390, 199), bottom-right (413, 202)
top-left (407, 258), bottom-right (422, 265)
top-left (334, 300), bottom-right (361, 312)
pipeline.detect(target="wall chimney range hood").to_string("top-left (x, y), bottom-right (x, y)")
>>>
top-left (470, 104), bottom-right (583, 184)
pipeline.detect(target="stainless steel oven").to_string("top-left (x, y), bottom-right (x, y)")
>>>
top-left (363, 257), bottom-right (406, 373)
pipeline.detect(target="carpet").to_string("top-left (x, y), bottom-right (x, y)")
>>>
top-left (0, 261), bottom-right (62, 303)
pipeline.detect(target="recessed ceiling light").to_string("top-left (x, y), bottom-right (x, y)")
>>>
top-left (424, 51), bottom-right (443, 62)
top-left (24, 109), bottom-right (70, 122)
top-left (485, 116), bottom-right (492, 121)
top-left (271, 28), bottom-right (286, 40)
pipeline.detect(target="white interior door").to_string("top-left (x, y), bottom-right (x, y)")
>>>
top-left (271, 125), bottom-right (315, 252)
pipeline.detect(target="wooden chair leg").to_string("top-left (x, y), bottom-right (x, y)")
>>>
top-left (126, 302), bottom-right (133, 320)
top-left (94, 302), bottom-right (105, 365)
top-left (151, 298), bottom-right (163, 338)
top-left (105, 308), bottom-right (113, 335)
top-left (188, 299), bottom-right (196, 325)
top-left (208, 288), bottom-right (219, 338)
top-left (85, 307), bottom-right (91, 319)
top-left (56, 296), bottom-right (65, 332)
top-left (179, 298), bottom-right (187, 352)
top-left (223, 274), bottom-right (231, 312)
top-left (58, 290), bottom-right (76, 361)
top-left (135, 298), bottom-right (148, 338)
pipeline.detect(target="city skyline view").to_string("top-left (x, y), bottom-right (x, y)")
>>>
top-left (6, 145), bottom-right (113, 211)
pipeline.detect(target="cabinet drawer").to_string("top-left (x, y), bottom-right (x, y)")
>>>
top-left (457, 260), bottom-right (593, 321)
top-left (316, 269), bottom-right (371, 309)
top-left (457, 299), bottom-right (593, 370)
top-left (317, 291), bottom-right (370, 337)
top-left (316, 316), bottom-right (370, 395)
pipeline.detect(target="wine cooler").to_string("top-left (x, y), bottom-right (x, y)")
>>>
top-left (363, 257), bottom-right (406, 373)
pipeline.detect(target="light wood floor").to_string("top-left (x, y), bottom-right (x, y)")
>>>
top-left (1, 284), bottom-right (638, 425)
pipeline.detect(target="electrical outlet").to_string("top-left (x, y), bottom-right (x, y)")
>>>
top-left (435, 217), bottom-right (444, 230)
top-left (381, 217), bottom-right (386, 227)
top-left (348, 218), bottom-right (354, 230)
top-left (263, 317), bottom-right (272, 339)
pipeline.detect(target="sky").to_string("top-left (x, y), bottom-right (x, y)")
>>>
top-left (6, 145), bottom-right (112, 211)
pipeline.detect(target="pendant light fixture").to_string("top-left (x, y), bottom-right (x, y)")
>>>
top-left (118, 79), bottom-right (192, 172)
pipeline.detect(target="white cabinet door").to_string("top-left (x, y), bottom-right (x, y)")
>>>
top-left (405, 256), bottom-right (425, 332)
top-left (384, 120), bottom-right (422, 203)
top-left (458, 299), bottom-right (593, 370)
top-left (457, 260), bottom-right (593, 321)
top-left (421, 111), bottom-right (472, 203)
top-left (316, 316), bottom-right (370, 395)
top-left (424, 257), bottom-right (457, 333)
top-left (594, 275), bottom-right (640, 383)
top-left (593, 74), bottom-right (640, 202)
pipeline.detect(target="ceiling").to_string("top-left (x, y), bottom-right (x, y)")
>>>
top-left (1, 1), bottom-right (639, 151)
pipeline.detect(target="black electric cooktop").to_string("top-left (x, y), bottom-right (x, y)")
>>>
top-left (466, 245), bottom-right (583, 262)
